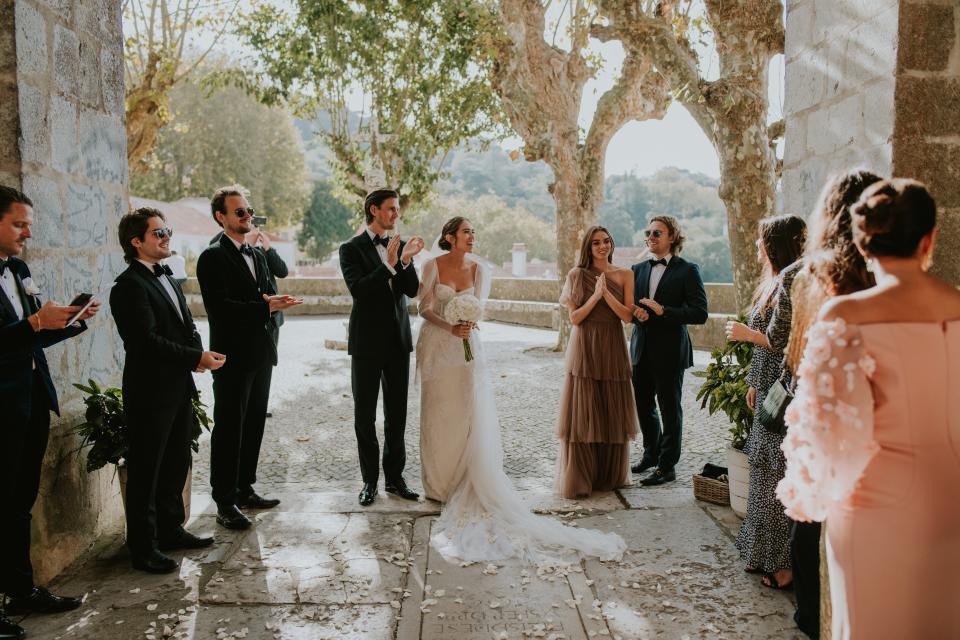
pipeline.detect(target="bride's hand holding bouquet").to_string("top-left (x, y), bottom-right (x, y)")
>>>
top-left (444, 295), bottom-right (482, 361)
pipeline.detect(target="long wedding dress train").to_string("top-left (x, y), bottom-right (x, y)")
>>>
top-left (416, 257), bottom-right (626, 565)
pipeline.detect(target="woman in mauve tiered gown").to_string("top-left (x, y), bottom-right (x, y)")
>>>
top-left (556, 226), bottom-right (639, 499)
top-left (778, 179), bottom-right (960, 640)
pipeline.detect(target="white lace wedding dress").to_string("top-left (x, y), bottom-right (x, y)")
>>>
top-left (416, 257), bottom-right (626, 564)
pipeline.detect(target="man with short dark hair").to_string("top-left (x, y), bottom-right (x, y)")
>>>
top-left (111, 208), bottom-right (225, 574)
top-left (197, 186), bottom-right (302, 530)
top-left (339, 189), bottom-right (425, 506)
top-left (629, 215), bottom-right (708, 486)
top-left (0, 185), bottom-right (99, 640)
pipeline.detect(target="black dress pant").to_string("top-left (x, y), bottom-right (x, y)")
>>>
top-left (631, 355), bottom-right (685, 471)
top-left (0, 372), bottom-right (51, 596)
top-left (210, 364), bottom-right (273, 506)
top-left (351, 352), bottom-right (409, 485)
top-left (124, 386), bottom-right (192, 554)
top-left (791, 520), bottom-right (821, 638)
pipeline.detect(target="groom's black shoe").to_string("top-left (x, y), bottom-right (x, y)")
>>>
top-left (131, 549), bottom-right (179, 574)
top-left (216, 504), bottom-right (252, 530)
top-left (3, 587), bottom-right (83, 615)
top-left (385, 478), bottom-right (419, 501)
top-left (631, 458), bottom-right (657, 474)
top-left (0, 612), bottom-right (25, 639)
top-left (359, 483), bottom-right (377, 506)
top-left (158, 528), bottom-right (215, 552)
top-left (640, 468), bottom-right (676, 486)
top-left (238, 492), bottom-right (281, 510)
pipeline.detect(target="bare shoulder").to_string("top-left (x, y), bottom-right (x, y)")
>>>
top-left (610, 266), bottom-right (632, 284)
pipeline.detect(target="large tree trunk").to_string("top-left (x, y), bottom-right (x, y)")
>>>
top-left (551, 166), bottom-right (594, 348)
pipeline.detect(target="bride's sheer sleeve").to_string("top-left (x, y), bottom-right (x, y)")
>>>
top-left (473, 258), bottom-right (491, 304)
top-left (776, 318), bottom-right (878, 522)
top-left (418, 258), bottom-right (452, 332)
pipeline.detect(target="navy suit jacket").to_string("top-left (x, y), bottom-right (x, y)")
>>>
top-left (629, 255), bottom-right (708, 370)
top-left (0, 257), bottom-right (86, 419)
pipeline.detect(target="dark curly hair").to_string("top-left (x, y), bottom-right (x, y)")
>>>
top-left (118, 207), bottom-right (166, 264)
top-left (648, 215), bottom-right (685, 255)
top-left (851, 179), bottom-right (936, 258)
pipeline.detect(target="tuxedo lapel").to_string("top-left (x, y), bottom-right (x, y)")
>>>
top-left (0, 278), bottom-right (17, 320)
top-left (219, 235), bottom-right (259, 288)
top-left (358, 233), bottom-right (383, 271)
top-left (133, 262), bottom-right (188, 327)
top-left (11, 269), bottom-right (35, 317)
top-left (653, 259), bottom-right (680, 303)
top-left (635, 262), bottom-right (651, 299)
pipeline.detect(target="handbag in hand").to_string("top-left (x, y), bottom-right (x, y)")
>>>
top-left (757, 377), bottom-right (793, 436)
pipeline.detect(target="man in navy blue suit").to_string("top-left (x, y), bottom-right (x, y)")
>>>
top-left (629, 215), bottom-right (708, 486)
top-left (0, 186), bottom-right (100, 640)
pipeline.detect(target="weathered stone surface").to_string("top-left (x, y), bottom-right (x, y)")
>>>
top-left (17, 81), bottom-right (50, 164)
top-left (899, 3), bottom-right (954, 72)
top-left (50, 93), bottom-right (79, 173)
top-left (21, 172), bottom-right (64, 248)
top-left (100, 47), bottom-right (123, 116)
top-left (14, 0), bottom-right (47, 76)
top-left (78, 34), bottom-right (100, 106)
top-left (53, 23), bottom-right (79, 97)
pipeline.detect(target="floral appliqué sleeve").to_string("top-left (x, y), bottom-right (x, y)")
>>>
top-left (776, 318), bottom-right (879, 522)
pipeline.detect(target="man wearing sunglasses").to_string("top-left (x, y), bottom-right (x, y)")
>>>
top-left (197, 185), bottom-right (302, 530)
top-left (629, 216), bottom-right (708, 486)
top-left (110, 208), bottom-right (226, 573)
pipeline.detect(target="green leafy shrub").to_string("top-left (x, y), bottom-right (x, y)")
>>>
top-left (692, 331), bottom-right (754, 450)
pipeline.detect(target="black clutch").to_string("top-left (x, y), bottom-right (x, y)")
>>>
top-left (757, 378), bottom-right (793, 436)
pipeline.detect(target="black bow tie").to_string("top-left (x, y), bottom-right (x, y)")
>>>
top-left (0, 259), bottom-right (7, 276)
top-left (649, 258), bottom-right (667, 267)
top-left (152, 263), bottom-right (173, 278)
top-left (239, 243), bottom-right (256, 257)
top-left (373, 235), bottom-right (390, 247)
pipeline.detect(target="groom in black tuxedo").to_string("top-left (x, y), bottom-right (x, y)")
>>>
top-left (197, 185), bottom-right (302, 530)
top-left (340, 189), bottom-right (425, 506)
top-left (111, 208), bottom-right (225, 573)
top-left (0, 186), bottom-right (99, 639)
top-left (629, 215), bottom-right (708, 486)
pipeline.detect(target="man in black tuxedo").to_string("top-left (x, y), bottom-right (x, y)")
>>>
top-left (197, 185), bottom-right (302, 530)
top-left (629, 215), bottom-right (708, 486)
top-left (0, 186), bottom-right (99, 639)
top-left (111, 208), bottom-right (226, 574)
top-left (340, 189), bottom-right (425, 506)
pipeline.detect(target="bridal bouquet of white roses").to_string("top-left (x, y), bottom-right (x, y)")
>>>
top-left (444, 294), bottom-right (482, 362)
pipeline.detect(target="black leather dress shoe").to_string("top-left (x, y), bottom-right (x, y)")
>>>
top-left (358, 483), bottom-right (377, 506)
top-left (0, 613), bottom-right (25, 639)
top-left (131, 549), bottom-right (179, 574)
top-left (630, 458), bottom-right (657, 474)
top-left (237, 492), bottom-right (281, 509)
top-left (3, 586), bottom-right (82, 615)
top-left (385, 478), bottom-right (420, 501)
top-left (640, 468), bottom-right (677, 486)
top-left (158, 528), bottom-right (215, 552)
top-left (216, 504), bottom-right (252, 530)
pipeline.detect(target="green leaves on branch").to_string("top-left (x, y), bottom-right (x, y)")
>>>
top-left (691, 323), bottom-right (754, 450)
top-left (297, 180), bottom-right (356, 261)
top-left (225, 0), bottom-right (505, 210)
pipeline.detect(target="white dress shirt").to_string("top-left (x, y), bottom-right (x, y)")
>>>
top-left (648, 254), bottom-right (672, 299)
top-left (225, 234), bottom-right (257, 280)
top-left (0, 257), bottom-right (24, 320)
top-left (138, 259), bottom-right (184, 322)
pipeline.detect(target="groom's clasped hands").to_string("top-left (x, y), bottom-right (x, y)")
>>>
top-left (384, 233), bottom-right (426, 265)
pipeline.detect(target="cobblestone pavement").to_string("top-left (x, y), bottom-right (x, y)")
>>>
top-left (24, 318), bottom-right (801, 640)
top-left (191, 317), bottom-right (728, 493)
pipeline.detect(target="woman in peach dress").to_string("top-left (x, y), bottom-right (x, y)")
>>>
top-left (777, 179), bottom-right (960, 640)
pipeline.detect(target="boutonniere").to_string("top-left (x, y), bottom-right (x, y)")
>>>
top-left (21, 277), bottom-right (41, 297)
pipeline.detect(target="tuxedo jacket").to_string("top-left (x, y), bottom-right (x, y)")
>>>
top-left (210, 231), bottom-right (288, 329)
top-left (110, 261), bottom-right (203, 405)
top-left (196, 235), bottom-right (279, 371)
top-left (629, 255), bottom-right (708, 370)
top-left (0, 257), bottom-right (86, 419)
top-left (339, 233), bottom-right (419, 358)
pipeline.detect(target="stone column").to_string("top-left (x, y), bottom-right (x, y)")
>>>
top-left (1, 0), bottom-right (127, 583)
top-left (783, 0), bottom-right (960, 284)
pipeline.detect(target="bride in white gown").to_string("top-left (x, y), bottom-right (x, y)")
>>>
top-left (416, 216), bottom-right (626, 564)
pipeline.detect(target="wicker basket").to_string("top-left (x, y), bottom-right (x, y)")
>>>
top-left (693, 474), bottom-right (730, 506)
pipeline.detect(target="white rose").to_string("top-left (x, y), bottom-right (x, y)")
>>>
top-left (21, 277), bottom-right (40, 296)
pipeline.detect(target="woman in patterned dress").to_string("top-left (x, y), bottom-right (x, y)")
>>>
top-left (725, 215), bottom-right (807, 590)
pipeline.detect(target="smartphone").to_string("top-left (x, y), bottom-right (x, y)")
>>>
top-left (67, 293), bottom-right (95, 325)
top-left (252, 215), bottom-right (268, 227)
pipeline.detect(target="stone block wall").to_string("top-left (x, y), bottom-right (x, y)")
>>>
top-left (783, 0), bottom-right (960, 284)
top-left (1, 0), bottom-right (128, 583)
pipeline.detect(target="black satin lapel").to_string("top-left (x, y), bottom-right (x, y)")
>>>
top-left (653, 260), bottom-right (679, 302)
top-left (635, 262), bottom-right (651, 299)
top-left (220, 235), bottom-right (258, 287)
top-left (359, 233), bottom-right (382, 270)
top-left (11, 271), bottom-right (34, 316)
top-left (0, 280), bottom-right (17, 319)
top-left (172, 279), bottom-right (192, 326)
top-left (133, 262), bottom-right (186, 325)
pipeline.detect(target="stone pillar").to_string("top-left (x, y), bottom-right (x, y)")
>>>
top-left (1, 0), bottom-right (127, 583)
top-left (511, 242), bottom-right (527, 277)
top-left (783, 0), bottom-right (960, 284)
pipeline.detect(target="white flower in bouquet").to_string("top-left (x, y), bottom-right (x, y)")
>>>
top-left (443, 294), bottom-right (482, 362)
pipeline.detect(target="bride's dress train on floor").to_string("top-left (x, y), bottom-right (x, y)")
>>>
top-left (416, 257), bottom-right (626, 565)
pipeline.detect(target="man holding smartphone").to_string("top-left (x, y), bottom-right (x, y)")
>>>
top-left (0, 186), bottom-right (99, 640)
top-left (198, 185), bottom-right (301, 530)
top-left (111, 207), bottom-right (226, 574)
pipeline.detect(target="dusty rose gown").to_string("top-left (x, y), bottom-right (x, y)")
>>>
top-left (556, 268), bottom-right (638, 498)
top-left (778, 318), bottom-right (960, 640)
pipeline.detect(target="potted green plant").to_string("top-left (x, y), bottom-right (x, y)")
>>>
top-left (692, 331), bottom-right (754, 517)
top-left (72, 379), bottom-right (212, 524)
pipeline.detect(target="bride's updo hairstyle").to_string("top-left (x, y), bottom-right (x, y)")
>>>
top-left (438, 216), bottom-right (468, 251)
top-left (851, 178), bottom-right (936, 257)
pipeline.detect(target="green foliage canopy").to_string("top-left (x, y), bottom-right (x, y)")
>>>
top-left (130, 80), bottom-right (309, 226)
top-left (298, 180), bottom-right (356, 261)
top-left (229, 0), bottom-right (504, 210)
